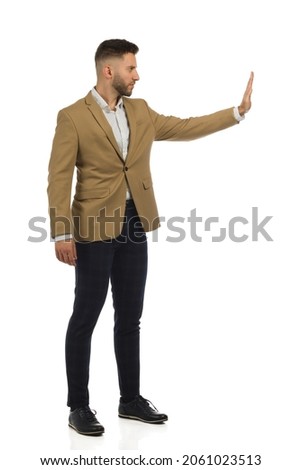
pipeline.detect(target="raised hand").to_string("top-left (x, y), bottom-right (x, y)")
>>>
top-left (238, 71), bottom-right (254, 116)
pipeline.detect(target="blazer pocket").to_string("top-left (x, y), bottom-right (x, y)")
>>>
top-left (74, 188), bottom-right (110, 200)
top-left (136, 119), bottom-right (146, 127)
top-left (142, 177), bottom-right (153, 190)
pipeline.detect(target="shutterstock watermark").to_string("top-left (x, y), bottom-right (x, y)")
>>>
top-left (28, 207), bottom-right (273, 243)
top-left (160, 207), bottom-right (273, 243)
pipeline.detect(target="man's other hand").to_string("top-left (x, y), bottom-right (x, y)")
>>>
top-left (55, 239), bottom-right (77, 266)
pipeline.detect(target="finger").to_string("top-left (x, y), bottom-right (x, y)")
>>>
top-left (68, 252), bottom-right (77, 266)
top-left (246, 72), bottom-right (254, 93)
top-left (63, 252), bottom-right (72, 265)
top-left (55, 248), bottom-right (64, 263)
top-left (63, 250), bottom-right (77, 266)
top-left (71, 242), bottom-right (77, 261)
top-left (64, 242), bottom-right (77, 266)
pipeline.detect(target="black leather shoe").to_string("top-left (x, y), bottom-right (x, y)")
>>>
top-left (69, 406), bottom-right (105, 436)
top-left (118, 395), bottom-right (168, 424)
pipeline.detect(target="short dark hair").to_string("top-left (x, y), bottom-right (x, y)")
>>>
top-left (95, 39), bottom-right (139, 64)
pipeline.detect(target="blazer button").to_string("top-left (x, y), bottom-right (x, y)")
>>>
top-left (124, 166), bottom-right (128, 172)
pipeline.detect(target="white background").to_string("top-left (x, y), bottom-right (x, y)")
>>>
top-left (1, 0), bottom-right (300, 468)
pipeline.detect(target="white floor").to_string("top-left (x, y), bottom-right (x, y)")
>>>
top-left (3, 240), bottom-right (301, 469)
top-left (6, 378), bottom-right (300, 470)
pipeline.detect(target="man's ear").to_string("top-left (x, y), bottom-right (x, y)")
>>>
top-left (103, 64), bottom-right (113, 79)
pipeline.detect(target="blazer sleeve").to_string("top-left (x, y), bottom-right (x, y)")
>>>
top-left (47, 109), bottom-right (78, 239)
top-left (145, 104), bottom-right (239, 142)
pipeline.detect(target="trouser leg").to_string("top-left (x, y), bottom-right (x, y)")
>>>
top-left (111, 201), bottom-right (148, 401)
top-left (65, 240), bottom-right (113, 409)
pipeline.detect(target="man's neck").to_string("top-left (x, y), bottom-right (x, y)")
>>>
top-left (94, 86), bottom-right (119, 111)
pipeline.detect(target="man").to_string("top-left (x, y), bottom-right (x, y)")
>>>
top-left (48, 39), bottom-right (253, 436)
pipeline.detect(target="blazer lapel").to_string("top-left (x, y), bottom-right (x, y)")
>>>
top-left (123, 98), bottom-right (136, 162)
top-left (84, 91), bottom-right (122, 159)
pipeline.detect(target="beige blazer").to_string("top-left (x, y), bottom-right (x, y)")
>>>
top-left (47, 91), bottom-right (238, 241)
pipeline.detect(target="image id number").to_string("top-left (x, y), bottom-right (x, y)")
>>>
top-left (182, 454), bottom-right (262, 466)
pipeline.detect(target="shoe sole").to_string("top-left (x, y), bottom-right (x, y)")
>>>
top-left (118, 413), bottom-right (167, 424)
top-left (68, 423), bottom-right (105, 436)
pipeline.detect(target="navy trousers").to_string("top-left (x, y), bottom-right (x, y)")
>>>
top-left (65, 200), bottom-right (148, 409)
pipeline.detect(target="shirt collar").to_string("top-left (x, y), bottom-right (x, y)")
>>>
top-left (91, 87), bottom-right (123, 113)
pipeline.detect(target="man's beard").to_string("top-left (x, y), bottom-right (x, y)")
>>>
top-left (112, 74), bottom-right (133, 97)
